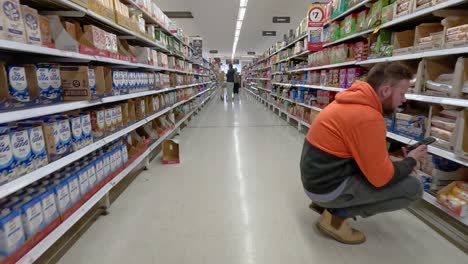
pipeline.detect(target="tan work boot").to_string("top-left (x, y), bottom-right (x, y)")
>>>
top-left (316, 209), bottom-right (366, 244)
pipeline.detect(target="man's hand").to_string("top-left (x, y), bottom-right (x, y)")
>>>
top-left (404, 145), bottom-right (428, 161)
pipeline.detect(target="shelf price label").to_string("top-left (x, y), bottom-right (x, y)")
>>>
top-left (307, 4), bottom-right (326, 52)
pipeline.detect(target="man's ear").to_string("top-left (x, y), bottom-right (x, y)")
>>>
top-left (377, 85), bottom-right (392, 99)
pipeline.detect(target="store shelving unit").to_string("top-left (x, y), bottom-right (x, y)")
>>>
top-left (15, 89), bottom-right (215, 264)
top-left (244, 0), bottom-right (468, 233)
top-left (0, 0), bottom-right (218, 261)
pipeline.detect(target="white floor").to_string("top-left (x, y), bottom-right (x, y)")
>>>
top-left (58, 91), bottom-right (467, 264)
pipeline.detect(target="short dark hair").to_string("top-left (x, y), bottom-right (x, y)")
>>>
top-left (367, 62), bottom-right (413, 90)
top-left (229, 63), bottom-right (233, 69)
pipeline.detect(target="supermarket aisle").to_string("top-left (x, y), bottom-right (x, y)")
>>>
top-left (58, 91), bottom-right (466, 264)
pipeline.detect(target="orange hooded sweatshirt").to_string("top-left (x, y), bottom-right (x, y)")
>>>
top-left (304, 81), bottom-right (414, 188)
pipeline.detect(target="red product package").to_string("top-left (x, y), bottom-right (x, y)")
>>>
top-left (354, 40), bottom-right (369, 61)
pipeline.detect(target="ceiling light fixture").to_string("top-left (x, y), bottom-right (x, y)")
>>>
top-left (232, 1), bottom-right (248, 60)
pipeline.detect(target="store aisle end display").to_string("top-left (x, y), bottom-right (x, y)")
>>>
top-left (0, 0), bottom-right (216, 262)
top-left (243, 0), bottom-right (468, 240)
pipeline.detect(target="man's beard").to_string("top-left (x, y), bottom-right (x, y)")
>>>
top-left (381, 97), bottom-right (396, 117)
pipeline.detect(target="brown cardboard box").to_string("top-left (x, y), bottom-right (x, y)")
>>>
top-left (39, 15), bottom-right (54, 48)
top-left (135, 97), bottom-right (146, 120)
top-left (127, 99), bottom-right (137, 122)
top-left (162, 139), bottom-right (180, 164)
top-left (421, 58), bottom-right (458, 97)
top-left (121, 102), bottom-right (129, 125)
top-left (393, 30), bottom-right (416, 56)
top-left (414, 23), bottom-right (444, 51)
top-left (113, 0), bottom-right (131, 29)
top-left (60, 66), bottom-right (91, 101)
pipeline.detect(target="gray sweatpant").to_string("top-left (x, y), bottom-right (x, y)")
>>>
top-left (313, 176), bottom-right (423, 218)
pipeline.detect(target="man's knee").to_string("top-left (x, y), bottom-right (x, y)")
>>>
top-left (402, 177), bottom-right (423, 201)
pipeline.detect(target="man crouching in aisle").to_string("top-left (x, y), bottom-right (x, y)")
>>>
top-left (300, 62), bottom-right (427, 244)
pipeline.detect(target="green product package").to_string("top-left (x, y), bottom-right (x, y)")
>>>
top-left (342, 14), bottom-right (357, 36)
top-left (330, 22), bottom-right (341, 42)
top-left (381, 3), bottom-right (394, 24)
top-left (367, 0), bottom-right (389, 29)
top-left (371, 29), bottom-right (393, 58)
top-left (331, 0), bottom-right (348, 19)
top-left (356, 9), bottom-right (368, 32)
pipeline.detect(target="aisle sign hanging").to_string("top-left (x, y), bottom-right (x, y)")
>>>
top-left (307, 3), bottom-right (326, 51)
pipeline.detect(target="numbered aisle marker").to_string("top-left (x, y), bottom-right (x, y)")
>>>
top-left (307, 3), bottom-right (326, 52)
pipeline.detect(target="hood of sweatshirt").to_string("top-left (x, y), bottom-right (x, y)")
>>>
top-left (335, 81), bottom-right (383, 114)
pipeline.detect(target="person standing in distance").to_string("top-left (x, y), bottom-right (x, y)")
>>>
top-left (233, 68), bottom-right (241, 99)
top-left (225, 64), bottom-right (235, 102)
top-left (300, 62), bottom-right (427, 244)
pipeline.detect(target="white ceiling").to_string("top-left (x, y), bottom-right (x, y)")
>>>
top-left (156, 0), bottom-right (312, 60)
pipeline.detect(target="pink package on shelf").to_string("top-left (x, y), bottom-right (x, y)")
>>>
top-left (346, 68), bottom-right (362, 88)
top-left (339, 68), bottom-right (347, 88)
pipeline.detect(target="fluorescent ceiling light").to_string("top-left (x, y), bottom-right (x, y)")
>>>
top-left (236, 21), bottom-right (242, 29)
top-left (240, 0), bottom-right (248, 7)
top-left (238, 7), bottom-right (246, 21)
top-left (235, 29), bottom-right (240, 37)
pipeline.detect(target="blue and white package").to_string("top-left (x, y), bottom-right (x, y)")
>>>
top-left (103, 152), bottom-right (111, 177)
top-left (57, 116), bottom-right (72, 156)
top-left (36, 66), bottom-right (53, 103)
top-left (109, 149), bottom-right (117, 173)
top-left (0, 127), bottom-right (16, 185)
top-left (26, 125), bottom-right (48, 169)
top-left (121, 144), bottom-right (128, 164)
top-left (6, 66), bottom-right (30, 103)
top-left (52, 180), bottom-right (71, 214)
top-left (115, 146), bottom-right (122, 168)
top-left (77, 167), bottom-right (89, 195)
top-left (80, 113), bottom-right (93, 146)
top-left (67, 174), bottom-right (81, 204)
top-left (11, 129), bottom-right (34, 177)
top-left (94, 157), bottom-right (104, 182)
top-left (86, 163), bottom-right (97, 188)
top-left (121, 71), bottom-right (128, 93)
top-left (69, 115), bottom-right (82, 151)
top-left (37, 189), bottom-right (58, 225)
top-left (111, 70), bottom-right (120, 94)
top-left (17, 196), bottom-right (45, 239)
top-left (148, 72), bottom-right (155, 90)
top-left (48, 65), bottom-right (62, 101)
top-left (0, 209), bottom-right (25, 259)
top-left (87, 68), bottom-right (96, 97)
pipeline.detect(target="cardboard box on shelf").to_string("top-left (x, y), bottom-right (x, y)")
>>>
top-left (162, 139), bottom-right (180, 164)
top-left (21, 5), bottom-right (42, 46)
top-left (394, 113), bottom-right (427, 141)
top-left (436, 181), bottom-right (468, 217)
top-left (47, 16), bottom-right (97, 55)
top-left (414, 23), bottom-right (444, 51)
top-left (59, 66), bottom-right (91, 101)
top-left (393, 30), bottom-right (416, 56)
top-left (394, 0), bottom-right (414, 18)
top-left (454, 109), bottom-right (468, 159)
top-left (420, 57), bottom-right (460, 97)
top-left (413, 0), bottom-right (432, 11)
top-left (89, 0), bottom-right (115, 23)
top-left (113, 0), bottom-right (131, 29)
top-left (39, 15), bottom-right (53, 48)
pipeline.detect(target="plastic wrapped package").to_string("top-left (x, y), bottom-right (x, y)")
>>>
top-left (356, 9), bottom-right (368, 32)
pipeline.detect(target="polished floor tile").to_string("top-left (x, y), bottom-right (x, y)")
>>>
top-left (57, 91), bottom-right (466, 264)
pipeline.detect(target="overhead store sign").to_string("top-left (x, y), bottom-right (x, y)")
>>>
top-left (247, 51), bottom-right (255, 55)
top-left (307, 3), bottom-right (325, 52)
top-left (209, 50), bottom-right (218, 54)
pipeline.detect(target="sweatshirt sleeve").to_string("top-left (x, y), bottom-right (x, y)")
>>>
top-left (347, 120), bottom-right (415, 187)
